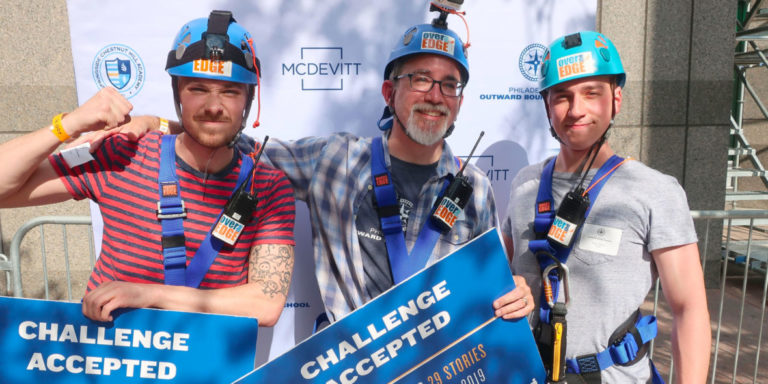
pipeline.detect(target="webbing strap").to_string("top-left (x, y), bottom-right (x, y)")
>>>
top-left (532, 155), bottom-right (626, 320)
top-left (370, 137), bottom-right (453, 284)
top-left (186, 156), bottom-right (253, 288)
top-left (532, 155), bottom-right (626, 270)
top-left (159, 135), bottom-right (253, 288)
top-left (530, 155), bottom-right (634, 382)
top-left (565, 316), bottom-right (659, 380)
top-left (159, 135), bottom-right (187, 286)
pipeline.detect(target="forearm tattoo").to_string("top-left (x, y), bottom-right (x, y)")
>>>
top-left (249, 244), bottom-right (294, 299)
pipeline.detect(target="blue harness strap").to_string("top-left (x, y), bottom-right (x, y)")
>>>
top-left (159, 135), bottom-right (254, 288)
top-left (370, 136), bottom-right (455, 284)
top-left (565, 315), bottom-right (658, 376)
top-left (530, 155), bottom-right (662, 382)
top-left (531, 155), bottom-right (625, 270)
top-left (159, 135), bottom-right (188, 286)
top-left (186, 155), bottom-right (253, 288)
top-left (531, 155), bottom-right (626, 320)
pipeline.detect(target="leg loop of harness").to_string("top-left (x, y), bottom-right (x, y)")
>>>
top-left (562, 314), bottom-right (660, 384)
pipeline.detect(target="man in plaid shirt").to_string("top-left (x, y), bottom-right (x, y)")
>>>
top-left (110, 20), bottom-right (534, 325)
top-left (263, 21), bottom-right (532, 322)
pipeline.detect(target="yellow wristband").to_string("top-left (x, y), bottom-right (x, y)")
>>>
top-left (50, 113), bottom-right (70, 142)
top-left (159, 118), bottom-right (170, 134)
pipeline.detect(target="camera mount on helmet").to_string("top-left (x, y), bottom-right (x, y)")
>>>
top-left (377, 1), bottom-right (470, 136)
top-left (166, 10), bottom-right (263, 146)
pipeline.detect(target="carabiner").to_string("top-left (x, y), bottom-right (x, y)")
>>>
top-left (542, 262), bottom-right (570, 309)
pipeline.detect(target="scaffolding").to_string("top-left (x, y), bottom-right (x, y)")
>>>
top-left (730, 0), bottom-right (768, 216)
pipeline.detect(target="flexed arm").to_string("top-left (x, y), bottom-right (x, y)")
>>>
top-left (0, 87), bottom-right (132, 207)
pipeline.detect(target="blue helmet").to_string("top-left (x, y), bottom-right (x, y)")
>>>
top-left (538, 31), bottom-right (625, 92)
top-left (166, 10), bottom-right (260, 85)
top-left (383, 23), bottom-right (469, 83)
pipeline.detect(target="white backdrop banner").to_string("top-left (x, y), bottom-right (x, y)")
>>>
top-left (66, 0), bottom-right (595, 367)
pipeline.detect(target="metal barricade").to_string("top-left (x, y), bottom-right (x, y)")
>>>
top-left (4, 211), bottom-right (768, 382)
top-left (649, 210), bottom-right (768, 384)
top-left (0, 252), bottom-right (12, 294)
top-left (9, 215), bottom-right (93, 300)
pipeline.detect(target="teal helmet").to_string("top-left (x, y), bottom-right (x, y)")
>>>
top-left (383, 23), bottom-right (469, 83)
top-left (538, 31), bottom-right (625, 92)
top-left (166, 10), bottom-right (260, 85)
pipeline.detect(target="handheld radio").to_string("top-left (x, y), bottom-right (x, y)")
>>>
top-left (212, 136), bottom-right (269, 245)
top-left (430, 131), bottom-right (483, 232)
top-left (546, 146), bottom-right (599, 249)
top-left (547, 187), bottom-right (589, 248)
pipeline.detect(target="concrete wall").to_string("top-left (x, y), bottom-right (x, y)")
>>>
top-left (0, 0), bottom-right (737, 292)
top-left (599, 0), bottom-right (735, 285)
top-left (0, 1), bottom-right (91, 298)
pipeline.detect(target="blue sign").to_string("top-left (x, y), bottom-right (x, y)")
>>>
top-left (235, 229), bottom-right (546, 384)
top-left (0, 297), bottom-right (259, 383)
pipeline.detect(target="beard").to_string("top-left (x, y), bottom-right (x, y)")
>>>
top-left (183, 115), bottom-right (241, 149)
top-left (403, 103), bottom-right (452, 146)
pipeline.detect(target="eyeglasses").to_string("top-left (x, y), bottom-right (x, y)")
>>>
top-left (394, 73), bottom-right (465, 98)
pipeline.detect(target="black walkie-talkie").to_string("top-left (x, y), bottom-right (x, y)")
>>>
top-left (212, 136), bottom-right (269, 245)
top-left (547, 187), bottom-right (590, 248)
top-left (431, 131), bottom-right (484, 232)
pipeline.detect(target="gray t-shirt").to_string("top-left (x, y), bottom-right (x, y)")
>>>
top-left (501, 158), bottom-right (697, 383)
top-left (356, 156), bottom-right (438, 299)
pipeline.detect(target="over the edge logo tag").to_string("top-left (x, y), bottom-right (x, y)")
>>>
top-left (421, 32), bottom-right (455, 55)
top-left (192, 59), bottom-right (232, 78)
top-left (555, 51), bottom-right (597, 81)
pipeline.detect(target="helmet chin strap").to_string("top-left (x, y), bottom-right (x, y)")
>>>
top-left (227, 85), bottom-right (255, 148)
top-left (226, 89), bottom-right (253, 149)
top-left (172, 77), bottom-right (183, 131)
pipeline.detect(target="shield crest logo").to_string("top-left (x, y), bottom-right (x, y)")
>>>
top-left (105, 59), bottom-right (131, 89)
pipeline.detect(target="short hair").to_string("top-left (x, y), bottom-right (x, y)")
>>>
top-left (388, 59), bottom-right (404, 82)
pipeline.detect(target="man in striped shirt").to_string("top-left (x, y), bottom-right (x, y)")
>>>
top-left (0, 11), bottom-right (295, 326)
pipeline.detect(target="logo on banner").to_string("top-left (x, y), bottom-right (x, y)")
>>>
top-left (92, 44), bottom-right (145, 99)
top-left (282, 47), bottom-right (361, 91)
top-left (105, 59), bottom-right (131, 89)
top-left (519, 43), bottom-right (547, 82)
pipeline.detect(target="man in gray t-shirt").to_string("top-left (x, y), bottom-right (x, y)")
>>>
top-left (502, 31), bottom-right (710, 383)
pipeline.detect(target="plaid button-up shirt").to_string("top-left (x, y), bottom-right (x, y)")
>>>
top-left (262, 131), bottom-right (498, 321)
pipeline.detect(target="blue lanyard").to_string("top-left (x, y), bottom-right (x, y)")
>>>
top-left (530, 154), bottom-right (625, 268)
top-left (370, 136), bottom-right (457, 284)
top-left (158, 135), bottom-right (253, 287)
top-left (529, 155), bottom-right (625, 319)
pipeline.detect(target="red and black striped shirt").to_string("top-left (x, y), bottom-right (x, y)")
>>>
top-left (49, 132), bottom-right (295, 291)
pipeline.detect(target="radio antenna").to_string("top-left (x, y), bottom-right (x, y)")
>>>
top-left (457, 131), bottom-right (484, 177)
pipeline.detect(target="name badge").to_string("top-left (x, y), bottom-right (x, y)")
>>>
top-left (577, 223), bottom-right (622, 256)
